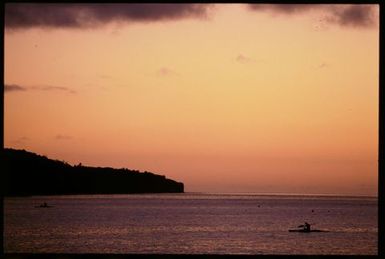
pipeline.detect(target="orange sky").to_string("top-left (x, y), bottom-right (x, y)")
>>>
top-left (4, 4), bottom-right (379, 196)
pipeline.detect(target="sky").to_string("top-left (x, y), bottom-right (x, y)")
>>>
top-left (4, 4), bottom-right (379, 196)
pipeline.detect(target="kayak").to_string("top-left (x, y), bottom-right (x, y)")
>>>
top-left (34, 205), bottom-right (53, 208)
top-left (289, 229), bottom-right (329, 233)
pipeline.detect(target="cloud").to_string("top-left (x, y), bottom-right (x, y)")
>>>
top-left (318, 62), bottom-right (329, 69)
top-left (13, 136), bottom-right (29, 144)
top-left (235, 54), bottom-right (255, 64)
top-left (327, 5), bottom-right (377, 27)
top-left (4, 84), bottom-right (27, 92)
top-left (5, 3), bottom-right (213, 29)
top-left (36, 85), bottom-right (77, 94)
top-left (98, 74), bottom-right (113, 79)
top-left (157, 67), bottom-right (179, 77)
top-left (247, 4), bottom-right (378, 28)
top-left (55, 134), bottom-right (73, 140)
top-left (4, 83), bottom-right (76, 94)
top-left (248, 4), bottom-right (315, 14)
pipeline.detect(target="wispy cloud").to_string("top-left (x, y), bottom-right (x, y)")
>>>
top-left (235, 54), bottom-right (255, 64)
top-left (5, 83), bottom-right (76, 94)
top-left (247, 4), bottom-right (378, 28)
top-left (98, 74), bottom-right (113, 79)
top-left (55, 134), bottom-right (73, 140)
top-left (157, 67), bottom-right (179, 77)
top-left (4, 84), bottom-right (27, 92)
top-left (36, 85), bottom-right (77, 94)
top-left (5, 4), bottom-right (213, 30)
top-left (318, 62), bottom-right (329, 69)
top-left (13, 136), bottom-right (29, 144)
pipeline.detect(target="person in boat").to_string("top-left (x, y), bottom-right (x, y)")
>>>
top-left (303, 222), bottom-right (311, 232)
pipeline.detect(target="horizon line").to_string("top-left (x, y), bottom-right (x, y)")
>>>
top-left (185, 191), bottom-right (378, 198)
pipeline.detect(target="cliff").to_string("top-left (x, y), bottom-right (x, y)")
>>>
top-left (2, 148), bottom-right (184, 196)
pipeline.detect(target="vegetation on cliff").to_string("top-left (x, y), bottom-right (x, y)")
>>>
top-left (2, 148), bottom-right (184, 196)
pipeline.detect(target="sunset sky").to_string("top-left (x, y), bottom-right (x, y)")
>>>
top-left (4, 4), bottom-right (379, 196)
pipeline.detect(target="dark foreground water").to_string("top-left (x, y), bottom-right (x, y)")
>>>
top-left (4, 193), bottom-right (377, 255)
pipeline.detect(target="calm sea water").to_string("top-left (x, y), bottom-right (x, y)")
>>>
top-left (4, 193), bottom-right (378, 255)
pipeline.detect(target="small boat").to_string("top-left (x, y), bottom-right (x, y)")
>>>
top-left (289, 222), bottom-right (329, 233)
top-left (34, 203), bottom-right (53, 208)
top-left (289, 229), bottom-right (329, 233)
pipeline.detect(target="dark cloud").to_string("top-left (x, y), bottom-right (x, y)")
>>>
top-left (5, 3), bottom-right (213, 29)
top-left (5, 83), bottom-right (76, 94)
top-left (327, 5), bottom-right (377, 27)
top-left (4, 84), bottom-right (27, 92)
top-left (248, 4), bottom-right (316, 14)
top-left (247, 4), bottom-right (377, 28)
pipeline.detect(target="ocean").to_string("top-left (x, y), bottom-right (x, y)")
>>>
top-left (4, 193), bottom-right (378, 255)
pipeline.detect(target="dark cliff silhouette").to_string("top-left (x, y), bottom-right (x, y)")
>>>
top-left (2, 148), bottom-right (184, 196)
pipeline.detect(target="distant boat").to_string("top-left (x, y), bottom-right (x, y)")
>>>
top-left (289, 222), bottom-right (328, 233)
top-left (34, 203), bottom-right (53, 208)
top-left (288, 229), bottom-right (329, 233)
